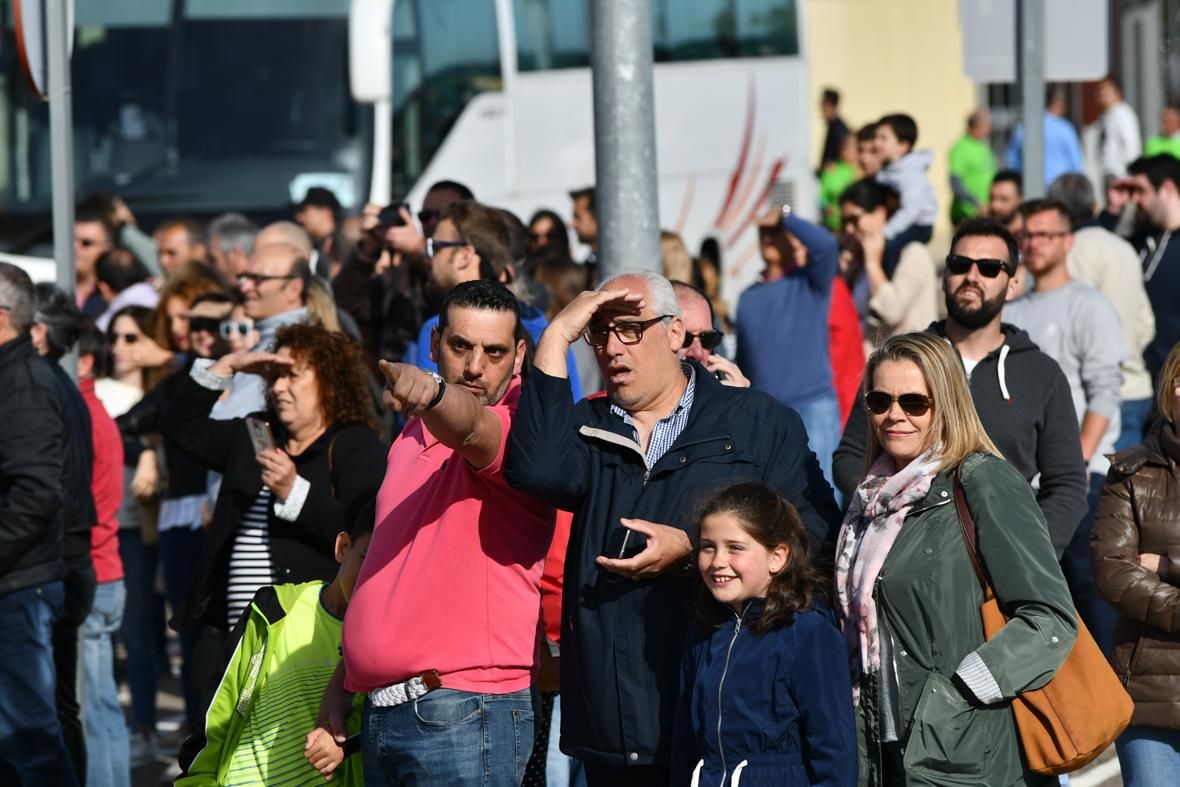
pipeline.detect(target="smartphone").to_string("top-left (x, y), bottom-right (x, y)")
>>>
top-left (377, 202), bottom-right (409, 229)
top-left (245, 416), bottom-right (275, 455)
top-left (606, 527), bottom-right (648, 560)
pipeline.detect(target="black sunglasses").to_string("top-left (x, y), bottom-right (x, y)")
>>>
top-left (683, 330), bottom-right (724, 352)
top-left (188, 317), bottom-right (221, 334)
top-left (865, 390), bottom-right (934, 417)
top-left (220, 320), bottom-right (254, 339)
top-left (945, 254), bottom-right (1013, 279)
top-left (418, 209), bottom-right (441, 226)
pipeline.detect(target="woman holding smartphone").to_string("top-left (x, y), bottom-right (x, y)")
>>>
top-left (161, 322), bottom-right (386, 635)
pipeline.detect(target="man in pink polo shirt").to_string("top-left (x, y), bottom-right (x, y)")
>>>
top-left (315, 279), bottom-right (555, 785)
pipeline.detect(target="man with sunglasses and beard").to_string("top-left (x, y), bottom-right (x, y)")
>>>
top-left (834, 218), bottom-right (1089, 560)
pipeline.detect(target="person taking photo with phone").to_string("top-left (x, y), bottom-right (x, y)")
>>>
top-left (160, 322), bottom-right (385, 690)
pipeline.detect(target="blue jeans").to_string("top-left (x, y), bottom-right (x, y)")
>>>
top-left (1116, 398), bottom-right (1153, 452)
top-left (159, 526), bottom-right (206, 730)
top-left (363, 688), bottom-right (534, 785)
top-left (1060, 473), bottom-right (1118, 656)
top-left (0, 581), bottom-right (80, 785)
top-left (117, 528), bottom-right (161, 731)
top-left (793, 392), bottom-right (841, 495)
top-left (83, 580), bottom-right (131, 787)
top-left (1116, 725), bottom-right (1180, 787)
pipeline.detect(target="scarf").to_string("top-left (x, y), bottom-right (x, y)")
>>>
top-left (835, 447), bottom-right (941, 686)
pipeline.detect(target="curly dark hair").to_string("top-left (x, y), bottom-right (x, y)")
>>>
top-left (692, 481), bottom-right (831, 635)
top-left (271, 322), bottom-right (377, 431)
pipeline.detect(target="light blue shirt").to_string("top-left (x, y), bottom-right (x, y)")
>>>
top-left (209, 307), bottom-right (309, 420)
top-left (1006, 114), bottom-right (1084, 187)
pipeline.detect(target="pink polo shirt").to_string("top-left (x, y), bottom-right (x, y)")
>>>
top-left (342, 379), bottom-right (555, 694)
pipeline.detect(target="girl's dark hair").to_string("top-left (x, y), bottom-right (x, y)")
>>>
top-left (693, 481), bottom-right (830, 635)
top-left (527, 209), bottom-right (571, 259)
top-left (77, 317), bottom-right (112, 378)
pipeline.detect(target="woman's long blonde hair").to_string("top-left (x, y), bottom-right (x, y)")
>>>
top-left (863, 332), bottom-right (1001, 475)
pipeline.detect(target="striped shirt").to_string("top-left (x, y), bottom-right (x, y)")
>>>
top-left (610, 364), bottom-right (697, 466)
top-left (226, 491), bottom-right (277, 628)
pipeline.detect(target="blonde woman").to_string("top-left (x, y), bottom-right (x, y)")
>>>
top-left (837, 332), bottom-right (1076, 785)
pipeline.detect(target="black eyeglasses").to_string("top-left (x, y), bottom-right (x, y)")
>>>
top-left (683, 330), bottom-right (724, 351)
top-left (945, 254), bottom-right (1013, 279)
top-left (418, 209), bottom-right (441, 227)
top-left (220, 320), bottom-right (254, 339)
top-left (188, 317), bottom-right (221, 334)
top-left (426, 238), bottom-right (466, 258)
top-left (864, 390), bottom-right (934, 417)
top-left (584, 315), bottom-right (674, 347)
top-left (238, 273), bottom-right (295, 286)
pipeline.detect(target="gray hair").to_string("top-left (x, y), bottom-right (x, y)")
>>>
top-left (208, 212), bottom-right (258, 256)
top-left (597, 269), bottom-right (682, 320)
top-left (0, 262), bottom-right (35, 333)
top-left (1047, 173), bottom-right (1097, 226)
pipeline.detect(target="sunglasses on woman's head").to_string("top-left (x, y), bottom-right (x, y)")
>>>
top-left (864, 391), bottom-right (934, 417)
top-left (219, 320), bottom-right (254, 339)
top-left (945, 254), bottom-right (1013, 279)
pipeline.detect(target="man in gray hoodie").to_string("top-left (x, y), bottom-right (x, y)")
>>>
top-left (875, 113), bottom-right (938, 244)
top-left (1004, 198), bottom-right (1125, 655)
top-left (834, 218), bottom-right (1089, 557)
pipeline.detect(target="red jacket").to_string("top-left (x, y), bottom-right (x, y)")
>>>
top-left (81, 378), bottom-right (124, 583)
top-left (828, 277), bottom-right (866, 422)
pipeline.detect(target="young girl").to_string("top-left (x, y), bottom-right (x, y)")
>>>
top-left (671, 481), bottom-right (856, 787)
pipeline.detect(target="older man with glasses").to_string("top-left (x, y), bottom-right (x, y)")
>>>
top-left (505, 269), bottom-right (839, 787)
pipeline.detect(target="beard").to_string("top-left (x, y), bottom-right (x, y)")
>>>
top-left (946, 282), bottom-right (1006, 330)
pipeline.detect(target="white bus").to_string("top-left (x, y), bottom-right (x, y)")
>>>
top-left (0, 1), bottom-right (813, 305)
top-left (356, 0), bottom-right (814, 306)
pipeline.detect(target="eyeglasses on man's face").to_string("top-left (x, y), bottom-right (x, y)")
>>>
top-left (584, 315), bottom-right (674, 347)
top-left (238, 272), bottom-right (295, 287)
top-left (682, 330), bottom-right (724, 352)
top-left (426, 238), bottom-right (467, 258)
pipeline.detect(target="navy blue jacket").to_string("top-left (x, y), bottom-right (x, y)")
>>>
top-left (504, 365), bottom-right (840, 767)
top-left (672, 598), bottom-right (856, 787)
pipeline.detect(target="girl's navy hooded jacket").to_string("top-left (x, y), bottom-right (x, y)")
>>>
top-left (671, 597), bottom-right (857, 787)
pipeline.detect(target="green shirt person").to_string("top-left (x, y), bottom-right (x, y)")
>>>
top-left (821, 132), bottom-right (860, 231)
top-left (948, 109), bottom-right (996, 224)
top-left (1146, 105), bottom-right (1180, 159)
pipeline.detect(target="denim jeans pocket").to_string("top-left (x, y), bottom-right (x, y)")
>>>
top-left (412, 689), bottom-right (482, 728)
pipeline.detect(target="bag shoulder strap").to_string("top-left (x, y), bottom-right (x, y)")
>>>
top-left (952, 466), bottom-right (990, 593)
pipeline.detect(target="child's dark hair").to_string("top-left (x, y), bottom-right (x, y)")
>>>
top-left (693, 481), bottom-right (830, 635)
top-left (878, 113), bottom-right (919, 148)
top-left (349, 500), bottom-right (376, 541)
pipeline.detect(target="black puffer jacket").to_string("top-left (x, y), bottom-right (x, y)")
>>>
top-left (0, 337), bottom-right (68, 595)
top-left (1092, 418), bottom-right (1180, 729)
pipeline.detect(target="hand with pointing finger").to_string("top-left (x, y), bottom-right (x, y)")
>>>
top-left (378, 360), bottom-right (443, 417)
top-left (595, 518), bottom-right (693, 581)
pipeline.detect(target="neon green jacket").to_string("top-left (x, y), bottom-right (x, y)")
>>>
top-left (177, 581), bottom-right (363, 786)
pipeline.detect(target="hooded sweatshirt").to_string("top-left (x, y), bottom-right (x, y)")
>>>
top-left (833, 322), bottom-right (1089, 557)
top-left (876, 149), bottom-right (938, 239)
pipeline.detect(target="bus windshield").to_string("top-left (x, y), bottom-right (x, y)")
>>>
top-left (0, 0), bottom-right (362, 220)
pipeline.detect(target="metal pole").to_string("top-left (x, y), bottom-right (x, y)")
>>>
top-left (590, 0), bottom-right (661, 277)
top-left (1019, 0), bottom-right (1045, 198)
top-left (47, 0), bottom-right (76, 377)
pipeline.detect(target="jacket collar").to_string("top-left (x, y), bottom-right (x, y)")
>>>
top-left (1110, 419), bottom-right (1180, 475)
top-left (0, 335), bottom-right (33, 367)
top-left (585, 360), bottom-right (728, 437)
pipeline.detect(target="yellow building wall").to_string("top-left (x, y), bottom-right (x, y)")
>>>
top-left (804, 0), bottom-right (978, 245)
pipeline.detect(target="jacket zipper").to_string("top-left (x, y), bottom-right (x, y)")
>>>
top-left (1122, 626), bottom-right (1146, 687)
top-left (717, 601), bottom-right (749, 785)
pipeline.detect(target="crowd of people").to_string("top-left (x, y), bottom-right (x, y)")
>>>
top-left (1, 77), bottom-right (1179, 787)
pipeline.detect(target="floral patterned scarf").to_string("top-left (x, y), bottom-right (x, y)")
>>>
top-left (835, 447), bottom-right (941, 685)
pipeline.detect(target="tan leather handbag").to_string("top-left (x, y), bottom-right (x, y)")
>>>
top-left (953, 472), bottom-right (1133, 775)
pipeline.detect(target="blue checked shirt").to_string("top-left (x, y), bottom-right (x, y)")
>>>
top-left (610, 364), bottom-right (697, 467)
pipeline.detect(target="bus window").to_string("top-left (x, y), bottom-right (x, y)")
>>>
top-left (514, 0), bottom-right (798, 73)
top-left (390, 0), bottom-right (501, 197)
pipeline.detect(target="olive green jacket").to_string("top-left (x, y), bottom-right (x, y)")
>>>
top-left (855, 453), bottom-right (1077, 786)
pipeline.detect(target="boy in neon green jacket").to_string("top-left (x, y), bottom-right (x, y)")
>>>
top-left (177, 518), bottom-right (370, 786)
